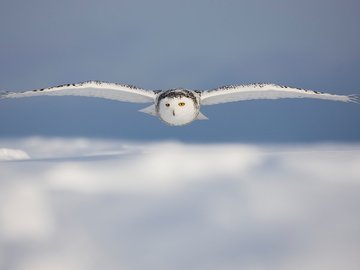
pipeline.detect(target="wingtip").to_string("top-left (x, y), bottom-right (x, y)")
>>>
top-left (348, 95), bottom-right (360, 104)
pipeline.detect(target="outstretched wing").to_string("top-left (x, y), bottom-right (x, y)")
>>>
top-left (0, 80), bottom-right (156, 103)
top-left (200, 83), bottom-right (358, 105)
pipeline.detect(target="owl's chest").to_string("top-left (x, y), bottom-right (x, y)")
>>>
top-left (157, 99), bottom-right (199, 126)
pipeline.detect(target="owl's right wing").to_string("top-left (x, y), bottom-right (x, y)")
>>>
top-left (1, 80), bottom-right (156, 103)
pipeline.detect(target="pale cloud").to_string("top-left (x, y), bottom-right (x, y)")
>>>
top-left (0, 184), bottom-right (54, 241)
top-left (0, 148), bottom-right (30, 161)
top-left (46, 143), bottom-right (262, 193)
top-left (0, 138), bottom-right (360, 270)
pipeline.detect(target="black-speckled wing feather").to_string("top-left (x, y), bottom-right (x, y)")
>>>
top-left (1, 81), bottom-right (156, 103)
top-left (200, 83), bottom-right (358, 105)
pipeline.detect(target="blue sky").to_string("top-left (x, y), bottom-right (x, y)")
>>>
top-left (0, 0), bottom-right (359, 142)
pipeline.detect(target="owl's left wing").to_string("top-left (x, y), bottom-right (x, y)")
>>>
top-left (200, 83), bottom-right (358, 105)
top-left (1, 80), bottom-right (156, 103)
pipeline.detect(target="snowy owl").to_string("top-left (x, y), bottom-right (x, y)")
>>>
top-left (1, 81), bottom-right (358, 126)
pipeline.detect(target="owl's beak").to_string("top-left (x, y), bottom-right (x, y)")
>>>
top-left (172, 110), bottom-right (175, 116)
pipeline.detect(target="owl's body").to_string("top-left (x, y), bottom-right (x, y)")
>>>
top-left (1, 80), bottom-right (358, 126)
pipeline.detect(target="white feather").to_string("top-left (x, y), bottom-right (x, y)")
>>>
top-left (139, 104), bottom-right (157, 116)
top-left (200, 83), bottom-right (356, 105)
top-left (196, 112), bottom-right (208, 120)
top-left (1, 80), bottom-right (156, 103)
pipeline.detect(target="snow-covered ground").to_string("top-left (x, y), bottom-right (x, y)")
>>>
top-left (1, 137), bottom-right (360, 270)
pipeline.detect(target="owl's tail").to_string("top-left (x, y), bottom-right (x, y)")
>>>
top-left (196, 112), bottom-right (208, 120)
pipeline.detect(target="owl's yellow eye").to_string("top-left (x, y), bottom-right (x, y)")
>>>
top-left (178, 102), bottom-right (185, 107)
top-left (165, 103), bottom-right (170, 107)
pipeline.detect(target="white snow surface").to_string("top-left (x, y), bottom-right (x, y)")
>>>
top-left (1, 137), bottom-right (360, 270)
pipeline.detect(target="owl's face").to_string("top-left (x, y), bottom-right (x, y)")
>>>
top-left (157, 96), bottom-right (199, 126)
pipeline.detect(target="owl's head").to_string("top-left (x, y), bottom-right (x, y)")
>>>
top-left (157, 90), bottom-right (199, 126)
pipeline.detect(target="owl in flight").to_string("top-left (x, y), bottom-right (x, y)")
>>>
top-left (1, 81), bottom-right (358, 126)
